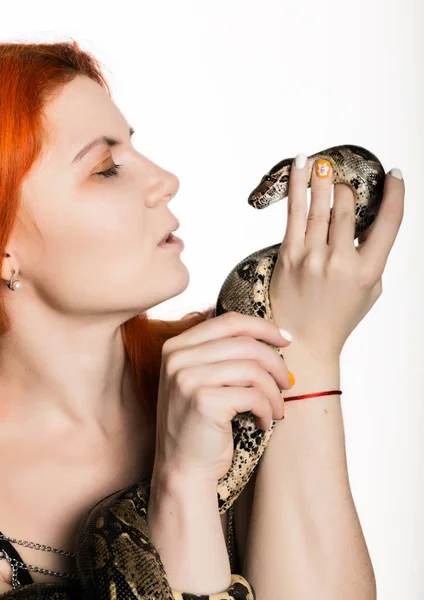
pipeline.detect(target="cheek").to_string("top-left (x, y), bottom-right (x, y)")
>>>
top-left (70, 199), bottom-right (151, 269)
top-left (82, 192), bottom-right (144, 241)
top-left (34, 194), bottom-right (153, 302)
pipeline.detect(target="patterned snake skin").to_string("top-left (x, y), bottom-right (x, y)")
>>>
top-left (0, 144), bottom-right (384, 600)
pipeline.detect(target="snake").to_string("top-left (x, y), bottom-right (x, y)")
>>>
top-left (1, 144), bottom-right (385, 600)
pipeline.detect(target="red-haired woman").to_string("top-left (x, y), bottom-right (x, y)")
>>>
top-left (0, 40), bottom-right (404, 598)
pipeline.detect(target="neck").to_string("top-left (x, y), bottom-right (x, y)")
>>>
top-left (0, 315), bottom-right (141, 437)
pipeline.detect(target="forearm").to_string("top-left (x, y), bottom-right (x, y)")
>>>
top-left (244, 348), bottom-right (376, 599)
top-left (147, 468), bottom-right (231, 595)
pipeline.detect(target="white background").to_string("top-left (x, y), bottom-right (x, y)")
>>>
top-left (2, 1), bottom-right (422, 597)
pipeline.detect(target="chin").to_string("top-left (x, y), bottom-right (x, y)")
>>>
top-left (149, 264), bottom-right (190, 310)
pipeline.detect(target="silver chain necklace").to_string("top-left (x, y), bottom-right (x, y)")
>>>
top-left (0, 532), bottom-right (78, 590)
top-left (0, 506), bottom-right (237, 589)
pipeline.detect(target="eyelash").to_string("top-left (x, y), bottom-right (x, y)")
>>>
top-left (95, 163), bottom-right (123, 178)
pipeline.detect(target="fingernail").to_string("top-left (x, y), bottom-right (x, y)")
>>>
top-left (294, 153), bottom-right (307, 169)
top-left (288, 370), bottom-right (296, 387)
top-left (279, 328), bottom-right (293, 342)
top-left (389, 168), bottom-right (403, 180)
top-left (315, 159), bottom-right (332, 178)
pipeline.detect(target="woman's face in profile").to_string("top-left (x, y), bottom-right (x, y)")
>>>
top-left (6, 74), bottom-right (189, 320)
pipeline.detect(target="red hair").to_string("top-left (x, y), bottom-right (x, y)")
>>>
top-left (0, 38), bottom-right (214, 424)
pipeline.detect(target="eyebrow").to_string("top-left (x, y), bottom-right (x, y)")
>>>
top-left (72, 126), bottom-right (135, 164)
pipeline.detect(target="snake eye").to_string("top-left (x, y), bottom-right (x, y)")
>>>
top-left (261, 174), bottom-right (275, 184)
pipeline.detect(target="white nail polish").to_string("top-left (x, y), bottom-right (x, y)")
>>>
top-left (389, 168), bottom-right (403, 180)
top-left (294, 153), bottom-right (307, 169)
top-left (279, 328), bottom-right (293, 342)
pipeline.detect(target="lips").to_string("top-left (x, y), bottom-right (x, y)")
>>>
top-left (158, 221), bottom-right (180, 244)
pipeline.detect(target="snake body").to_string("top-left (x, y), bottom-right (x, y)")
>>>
top-left (1, 144), bottom-right (385, 600)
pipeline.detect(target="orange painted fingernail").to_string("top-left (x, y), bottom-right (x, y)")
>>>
top-left (315, 159), bottom-right (332, 178)
top-left (288, 370), bottom-right (296, 387)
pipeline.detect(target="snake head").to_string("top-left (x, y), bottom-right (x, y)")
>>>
top-left (248, 157), bottom-right (294, 209)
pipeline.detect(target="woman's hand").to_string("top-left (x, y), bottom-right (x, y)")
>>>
top-left (152, 312), bottom-right (293, 484)
top-left (269, 157), bottom-right (405, 360)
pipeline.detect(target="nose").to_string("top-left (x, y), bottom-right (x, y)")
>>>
top-left (145, 166), bottom-right (180, 207)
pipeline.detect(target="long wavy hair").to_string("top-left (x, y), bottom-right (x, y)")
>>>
top-left (0, 38), bottom-right (215, 425)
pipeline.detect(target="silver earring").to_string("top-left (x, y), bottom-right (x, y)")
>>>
top-left (6, 269), bottom-right (21, 291)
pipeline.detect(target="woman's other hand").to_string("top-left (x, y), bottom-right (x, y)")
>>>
top-left (269, 157), bottom-right (405, 360)
top-left (152, 312), bottom-right (293, 484)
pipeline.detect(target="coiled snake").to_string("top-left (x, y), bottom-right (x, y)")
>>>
top-left (1, 145), bottom-right (385, 600)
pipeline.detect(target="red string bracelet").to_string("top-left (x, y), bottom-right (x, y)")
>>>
top-left (280, 390), bottom-right (342, 419)
top-left (284, 390), bottom-right (342, 401)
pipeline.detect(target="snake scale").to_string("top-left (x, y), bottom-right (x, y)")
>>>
top-left (1, 144), bottom-right (385, 600)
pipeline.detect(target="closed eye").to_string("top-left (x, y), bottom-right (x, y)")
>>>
top-left (95, 163), bottom-right (123, 178)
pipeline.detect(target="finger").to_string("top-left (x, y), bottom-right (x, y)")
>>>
top-left (305, 159), bottom-right (334, 249)
top-left (162, 311), bottom-right (292, 355)
top-left (176, 360), bottom-right (285, 421)
top-left (356, 215), bottom-right (375, 247)
top-left (165, 335), bottom-right (291, 391)
top-left (356, 171), bottom-right (405, 277)
top-left (327, 182), bottom-right (357, 248)
top-left (282, 154), bottom-right (309, 247)
top-left (200, 386), bottom-right (276, 431)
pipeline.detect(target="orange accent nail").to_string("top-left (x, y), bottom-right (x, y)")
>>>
top-left (315, 159), bottom-right (332, 178)
top-left (288, 370), bottom-right (296, 387)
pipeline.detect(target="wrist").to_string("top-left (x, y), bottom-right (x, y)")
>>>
top-left (281, 341), bottom-right (341, 401)
top-left (148, 466), bottom-right (220, 532)
top-left (150, 461), bottom-right (218, 502)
